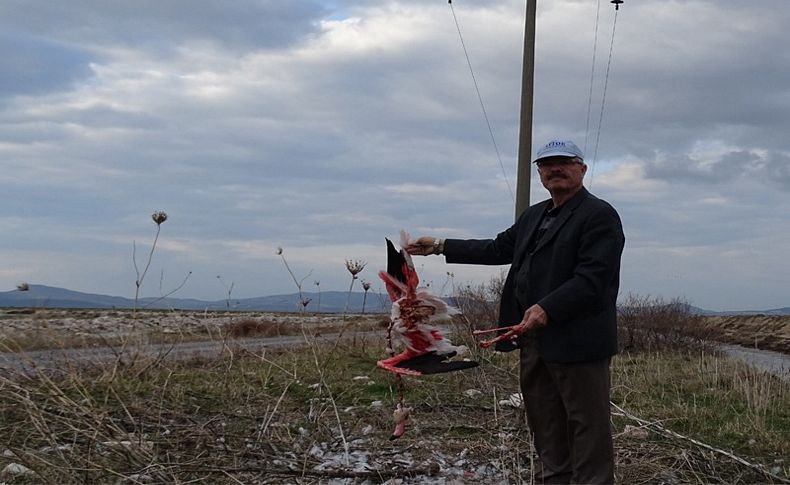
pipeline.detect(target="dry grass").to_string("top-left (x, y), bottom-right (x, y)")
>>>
top-left (0, 291), bottom-right (787, 483)
top-left (0, 330), bottom-right (524, 483)
top-left (0, 311), bottom-right (787, 483)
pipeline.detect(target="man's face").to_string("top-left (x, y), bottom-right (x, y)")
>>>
top-left (536, 156), bottom-right (587, 194)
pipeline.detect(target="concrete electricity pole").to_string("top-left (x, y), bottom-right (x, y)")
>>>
top-left (515, 0), bottom-right (537, 220)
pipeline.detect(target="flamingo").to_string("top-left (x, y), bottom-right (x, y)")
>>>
top-left (377, 232), bottom-right (478, 376)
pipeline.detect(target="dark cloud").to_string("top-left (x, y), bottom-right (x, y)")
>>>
top-left (0, 32), bottom-right (94, 98)
top-left (643, 150), bottom-right (757, 184)
top-left (641, 149), bottom-right (790, 193)
top-left (523, 0), bottom-right (790, 200)
top-left (762, 151), bottom-right (790, 191)
top-left (0, 0), bottom-right (329, 53)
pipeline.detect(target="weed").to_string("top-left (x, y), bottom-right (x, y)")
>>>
top-left (216, 275), bottom-right (235, 311)
top-left (276, 247), bottom-right (313, 312)
top-left (361, 280), bottom-right (372, 314)
top-left (343, 259), bottom-right (367, 316)
top-left (132, 210), bottom-right (167, 316)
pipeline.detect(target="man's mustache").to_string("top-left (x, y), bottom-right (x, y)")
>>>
top-left (546, 173), bottom-right (568, 180)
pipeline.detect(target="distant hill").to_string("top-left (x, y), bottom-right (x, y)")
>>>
top-left (0, 285), bottom-right (391, 313)
top-left (2, 285), bottom-right (788, 316)
top-left (688, 304), bottom-right (790, 316)
top-left (708, 307), bottom-right (790, 316)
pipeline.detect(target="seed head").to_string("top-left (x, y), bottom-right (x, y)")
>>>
top-left (362, 281), bottom-right (372, 292)
top-left (152, 210), bottom-right (168, 225)
top-left (276, 247), bottom-right (283, 255)
top-left (345, 259), bottom-right (367, 278)
top-left (16, 282), bottom-right (29, 291)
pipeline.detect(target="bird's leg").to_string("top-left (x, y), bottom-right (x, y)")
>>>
top-left (472, 325), bottom-right (520, 335)
top-left (377, 349), bottom-right (423, 376)
top-left (475, 324), bottom-right (523, 349)
top-left (390, 403), bottom-right (411, 440)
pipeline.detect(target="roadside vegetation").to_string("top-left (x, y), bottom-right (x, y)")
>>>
top-left (0, 286), bottom-right (787, 483)
top-left (0, 309), bottom-right (388, 352)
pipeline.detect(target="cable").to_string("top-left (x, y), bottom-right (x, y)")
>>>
top-left (589, 6), bottom-right (619, 189)
top-left (584, 0), bottom-right (602, 156)
top-left (448, 0), bottom-right (514, 202)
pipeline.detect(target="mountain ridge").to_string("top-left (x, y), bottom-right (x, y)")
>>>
top-left (0, 284), bottom-right (391, 313)
top-left (2, 284), bottom-right (788, 315)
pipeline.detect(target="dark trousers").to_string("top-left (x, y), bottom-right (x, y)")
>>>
top-left (520, 340), bottom-right (614, 485)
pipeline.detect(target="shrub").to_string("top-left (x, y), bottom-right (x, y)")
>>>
top-left (224, 319), bottom-right (285, 338)
top-left (618, 294), bottom-right (712, 352)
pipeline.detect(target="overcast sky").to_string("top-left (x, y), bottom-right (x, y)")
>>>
top-left (1, 0), bottom-right (788, 311)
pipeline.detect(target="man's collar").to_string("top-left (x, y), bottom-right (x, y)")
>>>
top-left (548, 186), bottom-right (589, 212)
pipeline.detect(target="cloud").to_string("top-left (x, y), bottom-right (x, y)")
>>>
top-left (0, 0), bottom-right (789, 311)
top-left (0, 32), bottom-right (94, 99)
top-left (0, 1), bottom-right (329, 52)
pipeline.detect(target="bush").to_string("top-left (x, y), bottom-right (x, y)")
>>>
top-left (451, 272), bottom-right (504, 331)
top-left (224, 318), bottom-right (286, 338)
top-left (618, 294), bottom-right (712, 352)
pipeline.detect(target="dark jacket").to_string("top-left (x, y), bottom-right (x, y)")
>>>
top-left (444, 187), bottom-right (625, 363)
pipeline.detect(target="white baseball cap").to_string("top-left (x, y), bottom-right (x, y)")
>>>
top-left (534, 139), bottom-right (584, 163)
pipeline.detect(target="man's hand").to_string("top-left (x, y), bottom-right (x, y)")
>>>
top-left (477, 304), bottom-right (549, 348)
top-left (500, 304), bottom-right (548, 338)
top-left (406, 236), bottom-right (441, 256)
top-left (519, 304), bottom-right (548, 330)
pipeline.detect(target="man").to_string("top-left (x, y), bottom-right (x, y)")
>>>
top-left (407, 139), bottom-right (625, 484)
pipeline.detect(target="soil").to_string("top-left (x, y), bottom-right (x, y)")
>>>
top-left (699, 315), bottom-right (790, 354)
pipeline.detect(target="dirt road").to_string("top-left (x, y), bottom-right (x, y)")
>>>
top-left (0, 331), bottom-right (377, 375)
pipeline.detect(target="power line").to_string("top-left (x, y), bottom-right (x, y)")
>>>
top-left (448, 0), bottom-right (514, 202)
top-left (589, 6), bottom-right (620, 188)
top-left (584, 0), bottom-right (602, 156)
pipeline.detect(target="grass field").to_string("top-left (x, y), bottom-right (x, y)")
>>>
top-left (0, 310), bottom-right (787, 484)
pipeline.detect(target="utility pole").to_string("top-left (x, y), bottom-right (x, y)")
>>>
top-left (515, 0), bottom-right (537, 220)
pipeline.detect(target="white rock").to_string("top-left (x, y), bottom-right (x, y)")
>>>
top-left (308, 444), bottom-right (324, 458)
top-left (370, 400), bottom-right (383, 408)
top-left (463, 389), bottom-right (482, 398)
top-left (622, 424), bottom-right (649, 439)
top-left (38, 444), bottom-right (72, 453)
top-left (1, 463), bottom-right (33, 478)
top-left (124, 473), bottom-right (153, 483)
top-left (498, 393), bottom-right (523, 408)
